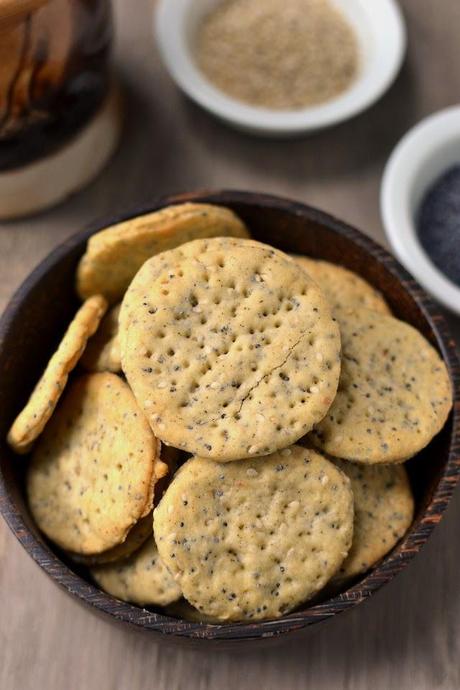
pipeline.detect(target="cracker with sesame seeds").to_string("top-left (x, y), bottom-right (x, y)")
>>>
top-left (27, 373), bottom-right (162, 555)
top-left (309, 308), bottom-right (453, 463)
top-left (69, 511), bottom-right (153, 566)
top-left (7, 295), bottom-right (107, 455)
top-left (121, 237), bottom-right (341, 461)
top-left (331, 459), bottom-right (414, 580)
top-left (293, 255), bottom-right (391, 316)
top-left (91, 537), bottom-right (181, 606)
top-left (153, 445), bottom-right (354, 621)
top-left (76, 203), bottom-right (251, 304)
top-left (81, 304), bottom-right (122, 373)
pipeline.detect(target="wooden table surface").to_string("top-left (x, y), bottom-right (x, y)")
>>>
top-left (1, 1), bottom-right (460, 688)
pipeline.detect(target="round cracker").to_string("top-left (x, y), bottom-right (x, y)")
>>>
top-left (331, 459), bottom-right (414, 579)
top-left (153, 445), bottom-right (354, 621)
top-left (121, 237), bottom-right (341, 461)
top-left (80, 304), bottom-right (121, 373)
top-left (293, 256), bottom-right (391, 316)
top-left (91, 537), bottom-right (181, 606)
top-left (76, 203), bottom-right (250, 304)
top-left (309, 308), bottom-right (453, 463)
top-left (7, 295), bottom-right (107, 454)
top-left (27, 373), bottom-right (161, 555)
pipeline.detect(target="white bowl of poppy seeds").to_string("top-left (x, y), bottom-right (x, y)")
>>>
top-left (381, 106), bottom-right (460, 316)
top-left (154, 0), bottom-right (406, 136)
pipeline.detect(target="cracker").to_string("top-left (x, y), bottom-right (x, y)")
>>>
top-left (76, 203), bottom-right (251, 304)
top-left (27, 373), bottom-right (161, 555)
top-left (309, 308), bottom-right (453, 463)
top-left (80, 304), bottom-right (121, 373)
top-left (7, 295), bottom-right (107, 454)
top-left (121, 237), bottom-right (341, 461)
top-left (91, 537), bottom-right (181, 606)
top-left (293, 256), bottom-right (391, 316)
top-left (153, 445), bottom-right (354, 621)
top-left (69, 511), bottom-right (153, 566)
top-left (331, 459), bottom-right (414, 579)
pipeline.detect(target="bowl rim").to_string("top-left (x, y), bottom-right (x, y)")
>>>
top-left (0, 190), bottom-right (459, 643)
top-left (154, 0), bottom-right (407, 135)
top-left (381, 105), bottom-right (460, 316)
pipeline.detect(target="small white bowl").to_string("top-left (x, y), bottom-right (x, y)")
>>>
top-left (154, 0), bottom-right (406, 137)
top-left (381, 106), bottom-right (460, 316)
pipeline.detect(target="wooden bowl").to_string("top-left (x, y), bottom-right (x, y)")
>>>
top-left (0, 190), bottom-right (459, 646)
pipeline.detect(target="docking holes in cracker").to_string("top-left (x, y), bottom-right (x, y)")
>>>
top-left (121, 237), bottom-right (341, 461)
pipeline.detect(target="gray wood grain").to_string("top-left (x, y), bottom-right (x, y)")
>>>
top-left (0, 1), bottom-right (459, 688)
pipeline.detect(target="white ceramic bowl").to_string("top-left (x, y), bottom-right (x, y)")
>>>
top-left (381, 106), bottom-right (460, 316)
top-left (154, 0), bottom-right (406, 137)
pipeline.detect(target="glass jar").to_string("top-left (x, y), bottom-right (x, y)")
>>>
top-left (0, 0), bottom-right (113, 171)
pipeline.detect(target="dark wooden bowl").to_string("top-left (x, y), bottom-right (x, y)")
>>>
top-left (0, 191), bottom-right (459, 646)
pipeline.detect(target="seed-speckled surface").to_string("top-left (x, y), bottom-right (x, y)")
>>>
top-left (121, 237), bottom-right (341, 460)
top-left (293, 255), bottom-right (391, 316)
top-left (309, 308), bottom-right (453, 463)
top-left (81, 304), bottom-right (122, 373)
top-left (153, 446), bottom-right (354, 621)
top-left (69, 511), bottom-right (153, 566)
top-left (331, 459), bottom-right (414, 579)
top-left (27, 373), bottom-right (161, 555)
top-left (76, 203), bottom-right (250, 304)
top-left (7, 295), bottom-right (107, 454)
top-left (91, 537), bottom-right (181, 606)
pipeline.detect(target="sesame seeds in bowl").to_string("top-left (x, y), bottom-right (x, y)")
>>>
top-left (154, 0), bottom-right (406, 136)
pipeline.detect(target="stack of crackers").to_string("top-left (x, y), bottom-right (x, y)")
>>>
top-left (7, 203), bottom-right (453, 622)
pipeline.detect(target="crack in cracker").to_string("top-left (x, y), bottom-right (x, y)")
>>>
top-left (235, 332), bottom-right (307, 415)
top-left (194, 333), bottom-right (307, 427)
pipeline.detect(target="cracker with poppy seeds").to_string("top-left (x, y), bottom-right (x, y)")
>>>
top-left (309, 308), bottom-right (453, 463)
top-left (27, 373), bottom-right (163, 555)
top-left (80, 304), bottom-right (122, 373)
top-left (91, 537), bottom-right (181, 606)
top-left (76, 203), bottom-right (251, 304)
top-left (120, 237), bottom-right (341, 461)
top-left (293, 255), bottom-right (391, 316)
top-left (7, 295), bottom-right (107, 454)
top-left (71, 442), bottom-right (180, 566)
top-left (153, 445), bottom-right (354, 621)
top-left (69, 511), bottom-right (153, 566)
top-left (331, 459), bottom-right (414, 580)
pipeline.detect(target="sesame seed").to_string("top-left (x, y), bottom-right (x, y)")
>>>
top-left (280, 448), bottom-right (291, 456)
top-left (246, 468), bottom-right (258, 477)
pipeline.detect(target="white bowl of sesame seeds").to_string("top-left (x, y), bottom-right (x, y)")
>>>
top-left (154, 0), bottom-right (406, 137)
